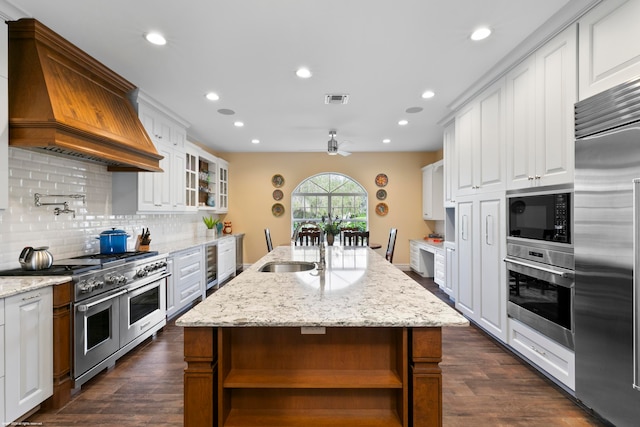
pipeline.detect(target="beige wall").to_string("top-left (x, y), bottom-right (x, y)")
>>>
top-left (223, 151), bottom-right (441, 265)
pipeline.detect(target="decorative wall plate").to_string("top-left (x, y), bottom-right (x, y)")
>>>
top-left (272, 203), bottom-right (285, 217)
top-left (272, 174), bottom-right (285, 188)
top-left (376, 189), bottom-right (387, 200)
top-left (375, 202), bottom-right (389, 216)
top-left (273, 189), bottom-right (283, 201)
top-left (375, 173), bottom-right (388, 187)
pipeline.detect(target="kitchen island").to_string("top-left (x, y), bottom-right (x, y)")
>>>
top-left (176, 245), bottom-right (468, 427)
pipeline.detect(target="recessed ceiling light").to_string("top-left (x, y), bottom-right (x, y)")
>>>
top-left (398, 119), bottom-right (409, 126)
top-left (251, 139), bottom-right (260, 144)
top-left (144, 32), bottom-right (167, 46)
top-left (205, 92), bottom-right (219, 101)
top-left (296, 67), bottom-right (312, 79)
top-left (382, 139), bottom-right (391, 144)
top-left (470, 27), bottom-right (491, 41)
top-left (422, 90), bottom-right (435, 99)
top-left (234, 121), bottom-right (244, 127)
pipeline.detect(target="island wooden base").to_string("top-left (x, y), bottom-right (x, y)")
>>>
top-left (184, 326), bottom-right (442, 427)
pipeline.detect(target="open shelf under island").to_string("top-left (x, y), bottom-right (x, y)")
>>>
top-left (176, 245), bottom-right (468, 427)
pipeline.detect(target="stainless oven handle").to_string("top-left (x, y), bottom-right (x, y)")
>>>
top-left (77, 289), bottom-right (127, 312)
top-left (503, 257), bottom-right (572, 279)
top-left (125, 272), bottom-right (171, 293)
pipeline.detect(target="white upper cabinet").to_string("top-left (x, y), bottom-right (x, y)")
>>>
top-left (422, 161), bottom-right (444, 220)
top-left (112, 97), bottom-right (190, 214)
top-left (579, 0), bottom-right (640, 100)
top-left (506, 26), bottom-right (576, 190)
top-left (443, 122), bottom-right (456, 207)
top-left (455, 79), bottom-right (506, 197)
top-left (0, 21), bottom-right (7, 210)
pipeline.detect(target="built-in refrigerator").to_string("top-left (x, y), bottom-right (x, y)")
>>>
top-left (574, 76), bottom-right (640, 425)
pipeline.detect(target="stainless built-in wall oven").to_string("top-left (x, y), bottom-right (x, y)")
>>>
top-left (504, 185), bottom-right (574, 350)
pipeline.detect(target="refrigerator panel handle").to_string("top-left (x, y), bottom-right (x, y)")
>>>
top-left (633, 178), bottom-right (640, 391)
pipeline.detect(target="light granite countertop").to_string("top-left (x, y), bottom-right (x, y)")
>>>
top-left (0, 276), bottom-right (71, 299)
top-left (176, 245), bottom-right (468, 328)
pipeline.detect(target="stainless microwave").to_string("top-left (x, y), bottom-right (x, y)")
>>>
top-left (507, 185), bottom-right (572, 245)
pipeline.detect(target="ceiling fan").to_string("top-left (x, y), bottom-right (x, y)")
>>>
top-left (327, 131), bottom-right (351, 156)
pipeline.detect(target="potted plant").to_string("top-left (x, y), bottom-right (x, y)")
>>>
top-left (321, 215), bottom-right (342, 246)
top-left (202, 215), bottom-right (220, 238)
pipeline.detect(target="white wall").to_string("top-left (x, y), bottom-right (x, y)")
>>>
top-left (0, 148), bottom-right (205, 270)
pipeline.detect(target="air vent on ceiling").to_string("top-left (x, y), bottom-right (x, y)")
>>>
top-left (324, 94), bottom-right (350, 105)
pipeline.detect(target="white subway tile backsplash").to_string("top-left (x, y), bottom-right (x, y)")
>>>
top-left (0, 148), bottom-right (205, 270)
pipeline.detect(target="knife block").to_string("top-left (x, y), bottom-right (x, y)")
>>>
top-left (135, 235), bottom-right (151, 251)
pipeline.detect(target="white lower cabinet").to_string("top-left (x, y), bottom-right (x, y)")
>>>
top-left (456, 192), bottom-right (507, 342)
top-left (167, 246), bottom-right (204, 319)
top-left (410, 241), bottom-right (426, 276)
top-left (444, 242), bottom-right (457, 299)
top-left (4, 287), bottom-right (53, 423)
top-left (508, 318), bottom-right (575, 390)
top-left (217, 237), bottom-right (236, 284)
top-left (434, 249), bottom-right (445, 287)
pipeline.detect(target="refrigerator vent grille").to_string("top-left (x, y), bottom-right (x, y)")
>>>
top-left (576, 76), bottom-right (640, 138)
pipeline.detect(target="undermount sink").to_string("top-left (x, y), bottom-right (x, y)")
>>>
top-left (258, 261), bottom-right (316, 273)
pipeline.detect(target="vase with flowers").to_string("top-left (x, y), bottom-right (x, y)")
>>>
top-left (321, 215), bottom-right (342, 246)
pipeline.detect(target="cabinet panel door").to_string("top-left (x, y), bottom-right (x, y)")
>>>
top-left (506, 57), bottom-right (536, 189)
top-left (579, 0), bottom-right (640, 100)
top-left (455, 106), bottom-right (475, 196)
top-left (445, 245), bottom-right (457, 299)
top-left (535, 25), bottom-right (576, 187)
top-left (478, 196), bottom-right (506, 341)
top-left (422, 166), bottom-right (433, 219)
top-left (456, 200), bottom-right (475, 319)
top-left (443, 123), bottom-right (456, 206)
top-left (172, 149), bottom-right (186, 210)
top-left (5, 288), bottom-right (53, 422)
top-left (477, 82), bottom-right (505, 191)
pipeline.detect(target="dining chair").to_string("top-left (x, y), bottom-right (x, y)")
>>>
top-left (296, 229), bottom-right (321, 246)
top-left (385, 228), bottom-right (397, 263)
top-left (339, 227), bottom-right (358, 244)
top-left (264, 228), bottom-right (273, 252)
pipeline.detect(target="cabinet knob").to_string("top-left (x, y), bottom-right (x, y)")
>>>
top-left (528, 176), bottom-right (534, 181)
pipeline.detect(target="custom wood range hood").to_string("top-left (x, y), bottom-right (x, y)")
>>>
top-left (8, 18), bottom-right (163, 172)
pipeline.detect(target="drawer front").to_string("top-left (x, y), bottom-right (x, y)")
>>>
top-left (174, 248), bottom-right (203, 284)
top-left (178, 281), bottom-right (202, 305)
top-left (508, 318), bottom-right (575, 390)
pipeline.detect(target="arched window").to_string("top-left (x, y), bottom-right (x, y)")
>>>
top-left (291, 173), bottom-right (368, 230)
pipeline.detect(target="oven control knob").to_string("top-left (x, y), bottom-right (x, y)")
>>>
top-left (145, 265), bottom-right (154, 272)
top-left (160, 261), bottom-right (167, 268)
top-left (136, 269), bottom-right (148, 278)
top-left (77, 280), bottom-right (90, 293)
top-left (119, 275), bottom-right (128, 285)
top-left (105, 275), bottom-right (118, 285)
top-left (88, 279), bottom-right (102, 290)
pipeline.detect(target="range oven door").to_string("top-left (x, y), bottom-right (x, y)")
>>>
top-left (504, 256), bottom-right (575, 350)
top-left (120, 275), bottom-right (168, 347)
top-left (74, 288), bottom-right (126, 380)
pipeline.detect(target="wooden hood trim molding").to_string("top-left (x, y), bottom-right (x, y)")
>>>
top-left (8, 18), bottom-right (163, 172)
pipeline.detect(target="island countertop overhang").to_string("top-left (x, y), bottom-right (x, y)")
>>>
top-left (176, 245), bottom-right (468, 328)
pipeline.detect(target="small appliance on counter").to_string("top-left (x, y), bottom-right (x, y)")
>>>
top-left (18, 246), bottom-right (54, 270)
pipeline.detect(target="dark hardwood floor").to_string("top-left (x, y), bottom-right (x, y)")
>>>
top-left (28, 272), bottom-right (609, 426)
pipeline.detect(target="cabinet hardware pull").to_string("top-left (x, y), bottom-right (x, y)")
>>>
top-left (22, 293), bottom-right (40, 301)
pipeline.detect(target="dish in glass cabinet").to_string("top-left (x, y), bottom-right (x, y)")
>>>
top-left (376, 189), bottom-right (387, 200)
top-left (272, 203), bottom-right (285, 217)
top-left (376, 202), bottom-right (389, 216)
top-left (272, 174), bottom-right (285, 188)
top-left (273, 189), bottom-right (284, 201)
top-left (375, 173), bottom-right (388, 187)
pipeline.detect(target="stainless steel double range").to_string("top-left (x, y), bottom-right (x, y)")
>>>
top-left (0, 251), bottom-right (170, 388)
top-left (64, 251), bottom-right (169, 387)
